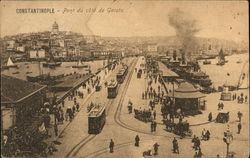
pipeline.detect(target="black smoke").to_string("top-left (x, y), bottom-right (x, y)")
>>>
top-left (168, 8), bottom-right (199, 60)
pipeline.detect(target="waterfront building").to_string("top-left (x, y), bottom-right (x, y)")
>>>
top-left (1, 75), bottom-right (46, 132)
top-left (5, 40), bottom-right (15, 51)
top-left (16, 46), bottom-right (25, 53)
top-left (29, 48), bottom-right (46, 59)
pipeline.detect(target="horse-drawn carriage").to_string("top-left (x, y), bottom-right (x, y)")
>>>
top-left (134, 109), bottom-right (152, 123)
top-left (163, 120), bottom-right (193, 137)
top-left (216, 112), bottom-right (229, 123)
top-left (95, 84), bottom-right (101, 91)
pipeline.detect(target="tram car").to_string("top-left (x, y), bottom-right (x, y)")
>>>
top-left (137, 69), bottom-right (142, 78)
top-left (88, 105), bottom-right (106, 134)
top-left (107, 79), bottom-right (118, 98)
top-left (116, 65), bottom-right (128, 84)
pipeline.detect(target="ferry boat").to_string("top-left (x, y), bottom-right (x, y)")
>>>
top-left (43, 61), bottom-right (62, 68)
top-left (72, 60), bottom-right (89, 68)
top-left (26, 73), bottom-right (64, 84)
top-left (42, 43), bottom-right (62, 68)
top-left (189, 71), bottom-right (212, 87)
top-left (216, 49), bottom-right (228, 66)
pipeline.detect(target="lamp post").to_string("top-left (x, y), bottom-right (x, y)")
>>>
top-left (223, 126), bottom-right (233, 158)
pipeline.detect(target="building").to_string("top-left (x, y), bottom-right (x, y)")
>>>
top-left (147, 43), bottom-right (158, 52)
top-left (5, 40), bottom-right (15, 51)
top-left (16, 46), bottom-right (25, 52)
top-left (51, 21), bottom-right (59, 35)
top-left (29, 49), bottom-right (46, 59)
top-left (168, 82), bottom-right (206, 115)
top-left (1, 75), bottom-right (47, 132)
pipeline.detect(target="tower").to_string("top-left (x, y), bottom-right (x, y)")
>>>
top-left (51, 21), bottom-right (59, 35)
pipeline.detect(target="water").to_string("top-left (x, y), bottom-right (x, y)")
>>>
top-left (1, 60), bottom-right (108, 81)
top-left (2, 54), bottom-right (249, 89)
top-left (198, 53), bottom-right (249, 88)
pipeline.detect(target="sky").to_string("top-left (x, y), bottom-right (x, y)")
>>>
top-left (0, 1), bottom-right (248, 43)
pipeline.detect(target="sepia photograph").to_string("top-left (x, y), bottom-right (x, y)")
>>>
top-left (0, 1), bottom-right (249, 158)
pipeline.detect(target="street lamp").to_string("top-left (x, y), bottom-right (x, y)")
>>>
top-left (223, 126), bottom-right (233, 158)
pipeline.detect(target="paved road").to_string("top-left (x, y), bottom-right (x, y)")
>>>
top-left (51, 56), bottom-right (249, 158)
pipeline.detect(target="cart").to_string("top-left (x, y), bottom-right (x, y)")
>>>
top-left (163, 120), bottom-right (192, 137)
top-left (95, 85), bottom-right (101, 91)
top-left (216, 112), bottom-right (229, 123)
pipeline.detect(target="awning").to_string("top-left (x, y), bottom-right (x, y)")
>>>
top-left (168, 91), bottom-right (206, 98)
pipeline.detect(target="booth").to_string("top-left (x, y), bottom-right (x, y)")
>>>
top-left (168, 82), bottom-right (206, 116)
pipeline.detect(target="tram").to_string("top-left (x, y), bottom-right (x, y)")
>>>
top-left (116, 65), bottom-right (128, 84)
top-left (137, 69), bottom-right (142, 78)
top-left (88, 105), bottom-right (106, 134)
top-left (107, 79), bottom-right (118, 98)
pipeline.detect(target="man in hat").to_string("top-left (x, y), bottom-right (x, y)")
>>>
top-left (237, 111), bottom-right (242, 122)
top-left (172, 138), bottom-right (179, 154)
top-left (153, 110), bottom-right (156, 120)
top-left (237, 122), bottom-right (242, 134)
top-left (109, 139), bottom-right (114, 153)
top-left (135, 135), bottom-right (140, 147)
top-left (208, 112), bottom-right (212, 122)
top-left (153, 142), bottom-right (160, 155)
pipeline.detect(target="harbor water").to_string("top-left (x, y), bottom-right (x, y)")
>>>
top-left (1, 60), bottom-right (108, 81)
top-left (198, 53), bottom-right (249, 88)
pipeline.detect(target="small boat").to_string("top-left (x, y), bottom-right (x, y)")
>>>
top-left (26, 71), bottom-right (32, 74)
top-left (203, 60), bottom-right (211, 65)
top-left (216, 61), bottom-right (225, 66)
top-left (2, 57), bottom-right (18, 69)
top-left (12, 71), bottom-right (20, 74)
top-left (72, 60), bottom-right (89, 68)
top-left (43, 62), bottom-right (62, 68)
top-left (236, 60), bottom-right (242, 64)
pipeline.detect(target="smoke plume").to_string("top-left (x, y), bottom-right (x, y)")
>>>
top-left (168, 8), bottom-right (199, 60)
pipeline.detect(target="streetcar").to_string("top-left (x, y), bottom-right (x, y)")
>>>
top-left (107, 79), bottom-right (118, 98)
top-left (137, 69), bottom-right (142, 78)
top-left (116, 65), bottom-right (128, 84)
top-left (88, 105), bottom-right (106, 134)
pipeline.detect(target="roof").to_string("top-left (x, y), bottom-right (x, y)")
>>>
top-left (168, 82), bottom-right (205, 98)
top-left (54, 73), bottom-right (92, 88)
top-left (158, 61), bottom-right (179, 77)
top-left (175, 82), bottom-right (198, 92)
top-left (1, 74), bottom-right (46, 103)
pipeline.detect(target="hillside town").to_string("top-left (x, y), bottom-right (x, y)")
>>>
top-left (0, 21), bottom-right (248, 66)
top-left (1, 1), bottom-right (249, 158)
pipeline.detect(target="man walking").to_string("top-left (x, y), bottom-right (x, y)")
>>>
top-left (172, 138), bottom-right (179, 154)
top-left (237, 111), bottom-right (242, 122)
top-left (208, 112), bottom-right (212, 122)
top-left (153, 110), bottom-right (156, 120)
top-left (237, 122), bottom-right (242, 134)
top-left (153, 142), bottom-right (160, 155)
top-left (135, 135), bottom-right (140, 147)
top-left (151, 121), bottom-right (154, 132)
top-left (109, 139), bottom-right (114, 153)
